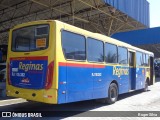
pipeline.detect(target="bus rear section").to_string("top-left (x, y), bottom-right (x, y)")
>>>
top-left (7, 21), bottom-right (57, 104)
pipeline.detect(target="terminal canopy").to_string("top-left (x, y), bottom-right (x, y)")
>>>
top-left (0, 0), bottom-right (148, 44)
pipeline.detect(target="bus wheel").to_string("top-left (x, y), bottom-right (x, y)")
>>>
top-left (107, 83), bottom-right (118, 104)
top-left (143, 81), bottom-right (149, 92)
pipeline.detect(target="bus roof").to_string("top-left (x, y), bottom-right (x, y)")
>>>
top-left (12, 20), bottom-right (154, 56)
top-left (55, 20), bottom-right (153, 56)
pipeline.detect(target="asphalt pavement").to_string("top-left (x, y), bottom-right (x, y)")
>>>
top-left (0, 79), bottom-right (159, 119)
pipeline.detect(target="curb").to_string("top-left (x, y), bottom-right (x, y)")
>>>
top-left (0, 98), bottom-right (26, 106)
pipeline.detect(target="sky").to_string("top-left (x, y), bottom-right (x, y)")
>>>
top-left (147, 0), bottom-right (160, 27)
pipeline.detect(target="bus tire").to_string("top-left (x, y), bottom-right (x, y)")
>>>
top-left (143, 80), bottom-right (149, 92)
top-left (106, 83), bottom-right (118, 104)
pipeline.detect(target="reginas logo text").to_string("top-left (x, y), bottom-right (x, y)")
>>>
top-left (113, 66), bottom-right (129, 77)
top-left (19, 62), bottom-right (43, 72)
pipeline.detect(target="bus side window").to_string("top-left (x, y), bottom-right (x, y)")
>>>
top-left (105, 43), bottom-right (118, 63)
top-left (62, 30), bottom-right (86, 60)
top-left (144, 54), bottom-right (149, 66)
top-left (136, 52), bottom-right (143, 66)
top-left (146, 54), bottom-right (149, 66)
top-left (87, 38), bottom-right (104, 62)
top-left (118, 47), bottom-right (128, 64)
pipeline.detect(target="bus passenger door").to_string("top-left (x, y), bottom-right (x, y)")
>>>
top-left (129, 51), bottom-right (136, 90)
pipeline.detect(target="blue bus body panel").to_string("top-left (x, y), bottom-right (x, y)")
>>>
top-left (66, 66), bottom-right (93, 102)
top-left (104, 0), bottom-right (149, 27)
top-left (58, 64), bottom-right (135, 104)
top-left (58, 63), bottom-right (67, 103)
top-left (136, 68), bottom-right (145, 90)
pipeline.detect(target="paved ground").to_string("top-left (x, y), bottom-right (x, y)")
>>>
top-left (0, 80), bottom-right (160, 120)
top-left (0, 82), bottom-right (6, 97)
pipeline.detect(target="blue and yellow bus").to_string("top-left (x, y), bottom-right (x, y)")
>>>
top-left (6, 20), bottom-right (154, 104)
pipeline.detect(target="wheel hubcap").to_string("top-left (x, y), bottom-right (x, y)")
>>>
top-left (111, 88), bottom-right (116, 98)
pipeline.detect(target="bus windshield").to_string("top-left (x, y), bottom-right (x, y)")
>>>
top-left (12, 24), bottom-right (49, 52)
